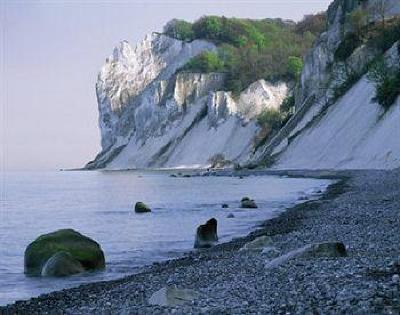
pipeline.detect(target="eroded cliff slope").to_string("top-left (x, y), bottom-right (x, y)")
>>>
top-left (87, 34), bottom-right (288, 169)
top-left (254, 0), bottom-right (400, 170)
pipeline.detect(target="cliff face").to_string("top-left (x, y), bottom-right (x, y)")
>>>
top-left (297, 0), bottom-right (400, 107)
top-left (88, 34), bottom-right (288, 169)
top-left (88, 0), bottom-right (399, 171)
top-left (254, 0), bottom-right (400, 170)
top-left (95, 34), bottom-right (216, 153)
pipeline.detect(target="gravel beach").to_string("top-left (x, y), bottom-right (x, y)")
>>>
top-left (2, 169), bottom-right (400, 314)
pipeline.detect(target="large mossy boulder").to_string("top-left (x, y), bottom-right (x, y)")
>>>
top-left (24, 229), bottom-right (105, 276)
top-left (135, 201), bottom-right (151, 213)
top-left (41, 251), bottom-right (85, 277)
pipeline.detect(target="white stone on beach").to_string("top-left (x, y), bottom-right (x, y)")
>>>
top-left (148, 285), bottom-right (199, 306)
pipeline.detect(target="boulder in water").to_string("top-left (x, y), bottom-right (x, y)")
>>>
top-left (227, 213), bottom-right (235, 218)
top-left (241, 197), bottom-right (258, 209)
top-left (41, 251), bottom-right (85, 277)
top-left (135, 201), bottom-right (151, 213)
top-left (222, 203), bottom-right (229, 208)
top-left (24, 229), bottom-right (105, 276)
top-left (194, 218), bottom-right (218, 248)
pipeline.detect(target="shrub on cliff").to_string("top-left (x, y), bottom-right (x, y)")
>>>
top-left (288, 56), bottom-right (304, 80)
top-left (368, 56), bottom-right (400, 109)
top-left (164, 19), bottom-right (194, 41)
top-left (374, 73), bottom-right (400, 109)
top-left (334, 16), bottom-right (400, 62)
top-left (257, 108), bottom-right (283, 130)
top-left (334, 32), bottom-right (363, 61)
top-left (181, 51), bottom-right (224, 73)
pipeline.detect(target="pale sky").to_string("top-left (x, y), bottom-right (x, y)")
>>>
top-left (1, 0), bottom-right (332, 171)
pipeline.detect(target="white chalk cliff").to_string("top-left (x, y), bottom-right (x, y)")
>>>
top-left (87, 34), bottom-right (288, 169)
top-left (88, 0), bottom-right (400, 171)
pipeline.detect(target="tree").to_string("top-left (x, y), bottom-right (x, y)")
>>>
top-left (369, 0), bottom-right (394, 28)
top-left (163, 19), bottom-right (194, 41)
top-left (295, 13), bottom-right (327, 36)
top-left (287, 56), bottom-right (304, 80)
top-left (193, 16), bottom-right (223, 40)
top-left (349, 7), bottom-right (368, 37)
top-left (182, 51), bottom-right (224, 73)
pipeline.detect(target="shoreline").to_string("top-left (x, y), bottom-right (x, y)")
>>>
top-left (2, 169), bottom-right (400, 314)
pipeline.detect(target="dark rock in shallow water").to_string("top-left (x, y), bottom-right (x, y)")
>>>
top-left (41, 251), bottom-right (85, 277)
top-left (194, 218), bottom-right (218, 249)
top-left (227, 213), bottom-right (235, 218)
top-left (241, 197), bottom-right (258, 209)
top-left (222, 203), bottom-right (229, 208)
top-left (135, 201), bottom-right (151, 213)
top-left (24, 229), bottom-right (105, 276)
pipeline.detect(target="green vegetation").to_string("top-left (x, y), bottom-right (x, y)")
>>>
top-left (280, 95), bottom-right (295, 113)
top-left (371, 18), bottom-right (400, 52)
top-left (164, 19), bottom-right (194, 41)
top-left (334, 16), bottom-right (400, 62)
top-left (367, 56), bottom-right (400, 109)
top-left (181, 51), bottom-right (224, 72)
top-left (253, 95), bottom-right (295, 151)
top-left (287, 56), bottom-right (304, 80)
top-left (334, 33), bottom-right (363, 61)
top-left (333, 69), bottom-right (362, 100)
top-left (164, 15), bottom-right (326, 94)
top-left (257, 108), bottom-right (284, 130)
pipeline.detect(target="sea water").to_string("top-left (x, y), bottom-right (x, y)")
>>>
top-left (0, 170), bottom-right (331, 305)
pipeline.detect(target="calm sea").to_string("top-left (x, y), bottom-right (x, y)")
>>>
top-left (0, 170), bottom-right (331, 305)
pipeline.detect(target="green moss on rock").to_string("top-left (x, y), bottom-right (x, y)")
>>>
top-left (135, 202), bottom-right (151, 213)
top-left (24, 229), bottom-right (105, 276)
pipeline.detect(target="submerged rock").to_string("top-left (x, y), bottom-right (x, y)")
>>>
top-left (227, 213), bottom-right (235, 218)
top-left (194, 218), bottom-right (218, 249)
top-left (41, 251), bottom-right (85, 277)
top-left (240, 235), bottom-right (272, 252)
top-left (265, 242), bottom-right (347, 269)
top-left (241, 197), bottom-right (258, 209)
top-left (222, 203), bottom-right (229, 208)
top-left (148, 285), bottom-right (199, 306)
top-left (135, 202), bottom-right (151, 213)
top-left (24, 229), bottom-right (105, 276)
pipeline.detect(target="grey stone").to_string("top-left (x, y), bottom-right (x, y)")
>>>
top-left (148, 285), bottom-right (199, 307)
top-left (41, 252), bottom-right (85, 277)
